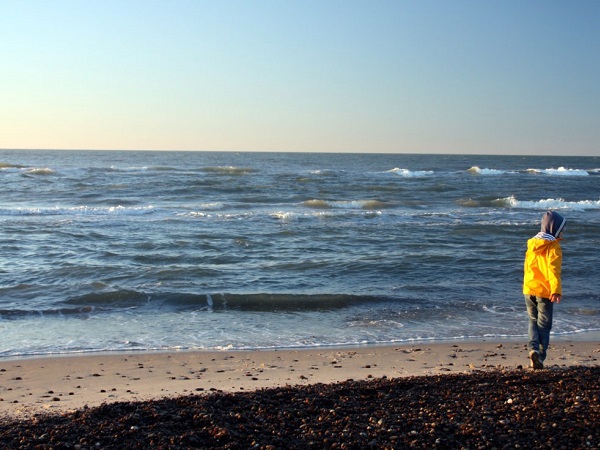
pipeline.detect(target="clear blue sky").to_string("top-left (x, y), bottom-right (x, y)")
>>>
top-left (2, 0), bottom-right (599, 155)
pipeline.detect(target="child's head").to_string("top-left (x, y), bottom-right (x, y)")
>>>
top-left (541, 211), bottom-right (566, 238)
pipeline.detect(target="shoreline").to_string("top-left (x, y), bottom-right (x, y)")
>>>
top-left (1, 339), bottom-right (598, 418)
top-left (4, 328), bottom-right (600, 362)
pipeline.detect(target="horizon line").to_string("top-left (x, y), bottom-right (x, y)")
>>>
top-left (1, 148), bottom-right (597, 158)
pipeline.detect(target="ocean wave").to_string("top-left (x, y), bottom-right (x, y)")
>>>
top-left (23, 167), bottom-right (55, 175)
top-left (0, 290), bottom-right (149, 320)
top-left (66, 289), bottom-right (151, 307)
top-left (467, 166), bottom-right (508, 175)
top-left (308, 169), bottom-right (343, 175)
top-left (0, 162), bottom-right (27, 169)
top-left (151, 166), bottom-right (180, 171)
top-left (183, 211), bottom-right (254, 220)
top-left (496, 195), bottom-right (600, 210)
top-left (387, 168), bottom-right (434, 177)
top-left (200, 293), bottom-right (393, 312)
top-left (195, 202), bottom-right (225, 211)
top-left (527, 167), bottom-right (590, 176)
top-left (302, 199), bottom-right (389, 210)
top-left (455, 198), bottom-right (482, 207)
top-left (201, 166), bottom-right (258, 175)
top-left (0, 305), bottom-right (100, 319)
top-left (182, 207), bottom-right (384, 222)
top-left (0, 289), bottom-right (393, 320)
top-left (0, 205), bottom-right (156, 217)
top-left (110, 165), bottom-right (150, 172)
top-left (56, 292), bottom-right (394, 314)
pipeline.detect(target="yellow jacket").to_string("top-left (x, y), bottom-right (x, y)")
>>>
top-left (523, 237), bottom-right (563, 298)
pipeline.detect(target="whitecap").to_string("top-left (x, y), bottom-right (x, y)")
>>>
top-left (332, 201), bottom-right (366, 209)
top-left (197, 202), bottom-right (224, 211)
top-left (271, 211), bottom-right (294, 220)
top-left (501, 196), bottom-right (600, 210)
top-left (308, 169), bottom-right (338, 175)
top-left (302, 199), bottom-right (331, 209)
top-left (202, 166), bottom-right (257, 175)
top-left (24, 167), bottom-right (54, 175)
top-left (527, 167), bottom-right (589, 176)
top-left (359, 200), bottom-right (388, 210)
top-left (492, 195), bottom-right (519, 207)
top-left (2, 205), bottom-right (156, 216)
top-left (0, 162), bottom-right (26, 170)
top-left (387, 168), bottom-right (434, 177)
top-left (303, 199), bottom-right (387, 210)
top-left (468, 166), bottom-right (506, 175)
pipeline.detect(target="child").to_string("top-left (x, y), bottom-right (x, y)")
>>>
top-left (523, 211), bottom-right (566, 369)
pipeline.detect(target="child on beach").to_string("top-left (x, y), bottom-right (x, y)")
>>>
top-left (523, 211), bottom-right (566, 370)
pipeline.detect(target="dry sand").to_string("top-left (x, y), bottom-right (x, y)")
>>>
top-left (1, 340), bottom-right (598, 418)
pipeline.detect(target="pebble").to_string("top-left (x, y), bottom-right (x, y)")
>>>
top-left (0, 367), bottom-right (597, 449)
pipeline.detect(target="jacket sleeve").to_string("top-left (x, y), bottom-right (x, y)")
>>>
top-left (547, 243), bottom-right (563, 295)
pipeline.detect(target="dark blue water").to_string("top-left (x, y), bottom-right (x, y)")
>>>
top-left (1, 150), bottom-right (599, 356)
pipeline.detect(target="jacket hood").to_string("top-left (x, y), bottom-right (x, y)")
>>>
top-left (540, 211), bottom-right (566, 238)
top-left (527, 236), bottom-right (557, 255)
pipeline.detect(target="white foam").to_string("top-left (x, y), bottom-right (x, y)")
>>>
top-left (1, 205), bottom-right (156, 216)
top-left (468, 166), bottom-right (506, 175)
top-left (500, 195), bottom-right (600, 210)
top-left (24, 167), bottom-right (55, 175)
top-left (107, 165), bottom-right (150, 172)
top-left (303, 199), bottom-right (387, 210)
top-left (203, 166), bottom-right (256, 175)
top-left (527, 167), bottom-right (589, 176)
top-left (271, 211), bottom-right (295, 220)
top-left (197, 202), bottom-right (224, 210)
top-left (387, 168), bottom-right (434, 177)
top-left (308, 169), bottom-right (339, 175)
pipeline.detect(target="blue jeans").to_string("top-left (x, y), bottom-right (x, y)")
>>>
top-left (525, 295), bottom-right (554, 361)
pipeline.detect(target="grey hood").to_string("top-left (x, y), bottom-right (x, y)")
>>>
top-left (538, 211), bottom-right (566, 239)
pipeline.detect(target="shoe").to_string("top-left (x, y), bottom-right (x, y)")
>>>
top-left (530, 351), bottom-right (544, 370)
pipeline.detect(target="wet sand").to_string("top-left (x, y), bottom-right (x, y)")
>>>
top-left (0, 341), bottom-right (598, 448)
top-left (1, 340), bottom-right (598, 417)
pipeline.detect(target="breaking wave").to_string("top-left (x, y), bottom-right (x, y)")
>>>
top-left (467, 166), bottom-right (509, 175)
top-left (0, 205), bottom-right (156, 216)
top-left (527, 167), bottom-right (590, 176)
top-left (0, 292), bottom-right (397, 319)
top-left (496, 195), bottom-right (600, 210)
top-left (387, 168), bottom-right (434, 177)
top-left (201, 166), bottom-right (258, 175)
top-left (302, 199), bottom-right (389, 210)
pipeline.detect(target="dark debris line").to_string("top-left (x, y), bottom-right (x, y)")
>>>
top-left (0, 367), bottom-right (598, 449)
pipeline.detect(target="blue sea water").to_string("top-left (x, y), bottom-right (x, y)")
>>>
top-left (1, 150), bottom-right (599, 357)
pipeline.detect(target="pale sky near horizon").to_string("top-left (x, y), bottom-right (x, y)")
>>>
top-left (1, 1), bottom-right (599, 155)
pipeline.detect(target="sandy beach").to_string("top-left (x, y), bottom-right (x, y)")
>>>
top-left (1, 340), bottom-right (598, 417)
top-left (0, 340), bottom-right (599, 448)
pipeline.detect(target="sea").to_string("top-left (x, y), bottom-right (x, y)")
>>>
top-left (1, 150), bottom-right (599, 358)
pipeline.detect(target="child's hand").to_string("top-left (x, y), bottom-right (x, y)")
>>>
top-left (550, 294), bottom-right (562, 303)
